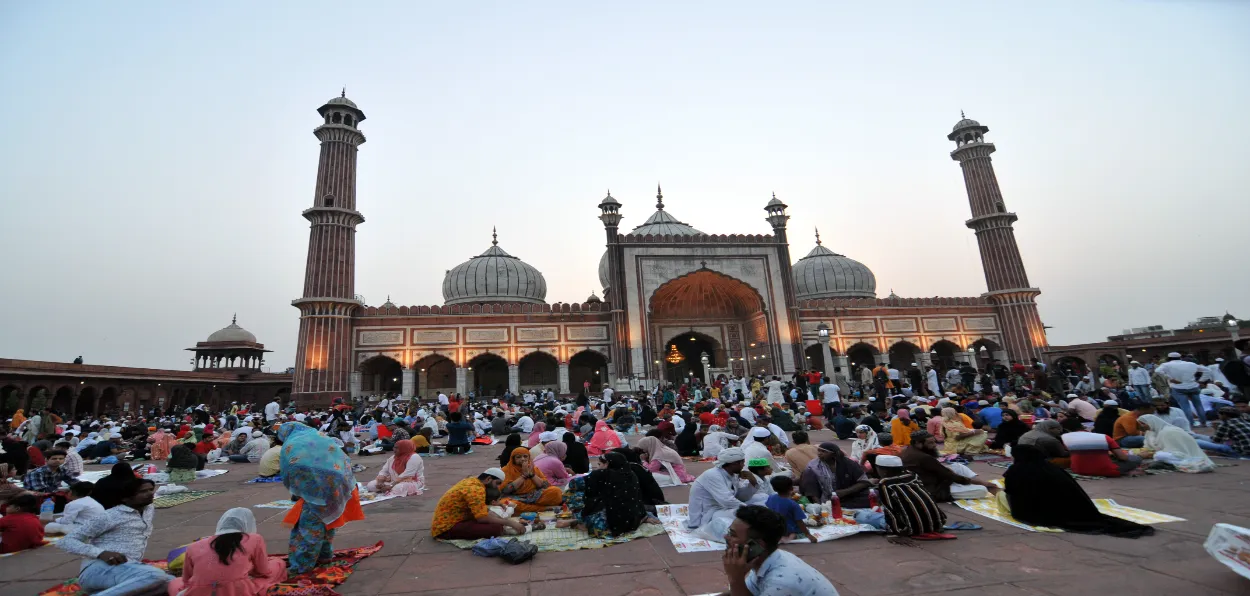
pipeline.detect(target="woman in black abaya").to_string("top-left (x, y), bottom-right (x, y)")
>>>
top-left (1002, 444), bottom-right (1153, 538)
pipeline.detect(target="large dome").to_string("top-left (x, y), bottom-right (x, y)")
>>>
top-left (598, 250), bottom-right (611, 292)
top-left (442, 231), bottom-right (547, 305)
top-left (792, 233), bottom-right (876, 300)
top-left (206, 315), bottom-right (257, 343)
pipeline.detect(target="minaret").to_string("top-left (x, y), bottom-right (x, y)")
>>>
top-left (291, 91), bottom-right (367, 405)
top-left (764, 193), bottom-right (803, 373)
top-left (598, 189), bottom-right (629, 389)
top-left (949, 114), bottom-right (1046, 361)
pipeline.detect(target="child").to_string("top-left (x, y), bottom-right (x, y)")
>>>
top-left (485, 485), bottom-right (543, 534)
top-left (0, 493), bottom-right (46, 553)
top-left (45, 481), bottom-right (103, 535)
top-left (764, 476), bottom-right (817, 543)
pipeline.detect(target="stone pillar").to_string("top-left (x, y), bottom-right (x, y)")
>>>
top-left (558, 363), bottom-right (570, 395)
top-left (917, 353), bottom-right (932, 368)
top-left (455, 367), bottom-right (467, 396)
top-left (508, 365), bottom-right (520, 395)
top-left (349, 372), bottom-right (362, 398)
top-left (401, 369), bottom-right (415, 399)
top-left (819, 340), bottom-right (834, 381)
top-left (833, 355), bottom-right (850, 373)
top-left (417, 369), bottom-right (427, 396)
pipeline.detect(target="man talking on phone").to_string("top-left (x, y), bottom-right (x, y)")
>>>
top-left (721, 505), bottom-right (838, 595)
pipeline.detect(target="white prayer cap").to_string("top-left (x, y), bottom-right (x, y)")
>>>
top-left (910, 363), bottom-right (917, 366)
top-left (875, 455), bottom-right (904, 468)
top-left (1216, 358), bottom-right (1225, 362)
top-left (944, 392), bottom-right (957, 397)
top-left (1167, 352), bottom-right (1181, 358)
top-left (868, 396), bottom-right (876, 402)
top-left (716, 447), bottom-right (745, 465)
top-left (251, 431), bottom-right (264, 438)
top-left (539, 431), bottom-right (556, 442)
top-left (750, 427), bottom-right (771, 438)
top-left (1066, 394), bottom-right (1078, 399)
top-left (1104, 400), bottom-right (1118, 407)
top-left (1130, 361), bottom-right (1140, 365)
top-left (483, 467), bottom-right (506, 480)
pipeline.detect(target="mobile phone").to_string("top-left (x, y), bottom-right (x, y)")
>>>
top-left (745, 539), bottom-right (766, 561)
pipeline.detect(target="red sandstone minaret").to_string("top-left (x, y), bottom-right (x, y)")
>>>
top-left (291, 91), bottom-right (366, 405)
top-left (949, 114), bottom-right (1047, 361)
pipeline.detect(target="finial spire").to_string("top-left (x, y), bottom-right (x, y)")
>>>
top-left (232, 313), bottom-right (237, 325)
top-left (960, 109), bottom-right (965, 119)
top-left (491, 226), bottom-right (498, 245)
top-left (342, 86), bottom-right (346, 98)
top-left (815, 227), bottom-right (822, 245)
top-left (656, 183), bottom-right (664, 210)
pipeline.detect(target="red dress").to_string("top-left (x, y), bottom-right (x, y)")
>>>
top-left (167, 533), bottom-right (286, 596)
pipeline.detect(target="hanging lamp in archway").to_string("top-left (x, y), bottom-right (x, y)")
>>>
top-left (665, 344), bottom-right (685, 364)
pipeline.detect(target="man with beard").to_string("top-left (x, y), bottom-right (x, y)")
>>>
top-left (900, 431), bottom-right (999, 502)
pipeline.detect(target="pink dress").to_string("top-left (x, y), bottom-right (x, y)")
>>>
top-left (533, 455), bottom-right (571, 487)
top-left (168, 533), bottom-right (286, 596)
top-left (642, 459), bottom-right (696, 483)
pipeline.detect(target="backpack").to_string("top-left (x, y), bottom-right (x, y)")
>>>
top-left (874, 367), bottom-right (890, 383)
top-left (1220, 359), bottom-right (1250, 388)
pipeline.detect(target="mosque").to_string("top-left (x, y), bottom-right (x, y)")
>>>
top-left (291, 94), bottom-right (1048, 406)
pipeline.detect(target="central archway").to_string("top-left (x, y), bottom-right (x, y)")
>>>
top-left (359, 356), bottom-right (403, 395)
top-left (468, 353), bottom-right (508, 397)
top-left (518, 351), bottom-right (558, 392)
top-left (648, 269), bottom-right (770, 382)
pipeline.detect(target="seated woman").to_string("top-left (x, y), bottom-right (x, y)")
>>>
top-left (611, 447), bottom-right (668, 512)
top-left (637, 436), bottom-right (695, 486)
top-left (501, 450), bottom-right (564, 513)
top-left (561, 452), bottom-right (659, 537)
top-left (1137, 414), bottom-right (1214, 473)
top-left (850, 425), bottom-right (880, 462)
top-left (939, 407), bottom-right (989, 455)
top-left (1000, 445), bottom-right (1153, 538)
top-left (167, 444), bottom-right (200, 485)
top-left (532, 441), bottom-right (572, 487)
top-left (561, 433), bottom-right (590, 474)
top-left (365, 439), bottom-right (426, 496)
top-left (989, 409), bottom-right (1029, 450)
top-left (167, 507), bottom-right (286, 596)
top-left (585, 420), bottom-right (623, 456)
top-left (674, 421), bottom-right (699, 457)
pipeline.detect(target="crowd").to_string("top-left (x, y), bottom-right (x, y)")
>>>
top-left (1, 339), bottom-right (1247, 595)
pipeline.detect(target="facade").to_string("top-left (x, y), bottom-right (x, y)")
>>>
top-left (1043, 313), bottom-right (1244, 373)
top-left (1, 317), bottom-right (291, 419)
top-left (291, 94), bottom-right (1049, 405)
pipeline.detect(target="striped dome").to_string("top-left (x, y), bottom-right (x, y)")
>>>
top-left (442, 232), bottom-right (547, 305)
top-left (792, 241), bottom-right (876, 300)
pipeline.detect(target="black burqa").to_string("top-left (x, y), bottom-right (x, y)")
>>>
top-left (612, 447), bottom-right (667, 507)
top-left (990, 412), bottom-right (1030, 449)
top-left (562, 432), bottom-right (590, 474)
top-left (92, 462), bottom-right (138, 510)
top-left (584, 452), bottom-right (648, 536)
top-left (674, 419), bottom-right (699, 456)
top-left (639, 405), bottom-right (658, 427)
top-left (1003, 445), bottom-right (1153, 538)
top-left (498, 433), bottom-right (523, 467)
top-left (1091, 407), bottom-right (1121, 437)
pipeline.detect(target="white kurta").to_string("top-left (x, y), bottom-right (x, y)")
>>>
top-left (685, 467), bottom-right (757, 530)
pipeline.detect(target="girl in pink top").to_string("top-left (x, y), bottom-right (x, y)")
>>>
top-left (533, 441), bottom-right (572, 486)
top-left (168, 508), bottom-right (286, 596)
top-left (637, 436), bottom-right (695, 485)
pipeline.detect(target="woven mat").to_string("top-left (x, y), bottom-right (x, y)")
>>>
top-left (440, 520), bottom-right (665, 552)
top-left (153, 490), bottom-right (224, 509)
top-left (954, 496), bottom-right (1185, 533)
top-left (654, 503), bottom-right (877, 553)
top-left (37, 541), bottom-right (383, 596)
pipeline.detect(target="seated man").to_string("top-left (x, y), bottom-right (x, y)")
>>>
top-left (721, 505), bottom-right (838, 596)
top-left (1062, 431), bottom-right (1141, 477)
top-left (1211, 406), bottom-right (1250, 458)
top-left (798, 443), bottom-right (871, 508)
top-left (231, 431), bottom-right (270, 464)
top-left (1018, 420), bottom-right (1070, 467)
top-left (46, 481), bottom-right (104, 535)
top-left (0, 493), bottom-right (45, 554)
top-left (873, 455), bottom-right (947, 539)
top-left (1112, 403), bottom-right (1154, 449)
top-left (685, 448), bottom-right (759, 541)
top-left (900, 431), bottom-right (999, 502)
top-left (23, 450), bottom-right (77, 503)
top-left (57, 478), bottom-right (174, 596)
top-left (444, 412), bottom-right (475, 454)
top-left (430, 468), bottom-right (527, 539)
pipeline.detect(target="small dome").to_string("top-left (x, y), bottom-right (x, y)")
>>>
top-left (598, 191), bottom-right (621, 209)
top-left (206, 315), bottom-right (257, 343)
top-left (598, 250), bottom-right (611, 292)
top-left (326, 95), bottom-right (358, 109)
top-left (442, 230), bottom-right (547, 305)
top-left (586, 291), bottom-right (602, 303)
top-left (951, 117), bottom-right (981, 132)
top-left (792, 234), bottom-right (876, 300)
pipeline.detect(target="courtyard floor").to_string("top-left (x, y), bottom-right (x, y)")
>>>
top-left (2, 427), bottom-right (1247, 596)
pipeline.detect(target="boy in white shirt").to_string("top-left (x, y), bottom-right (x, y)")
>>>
top-left (45, 482), bottom-right (105, 535)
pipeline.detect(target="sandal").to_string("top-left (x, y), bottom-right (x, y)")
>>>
top-left (911, 532), bottom-right (957, 540)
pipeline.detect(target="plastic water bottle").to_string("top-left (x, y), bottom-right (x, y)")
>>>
top-left (39, 498), bottom-right (55, 522)
top-left (868, 488), bottom-right (880, 512)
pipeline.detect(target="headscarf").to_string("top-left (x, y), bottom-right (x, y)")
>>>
top-left (502, 448), bottom-right (548, 494)
top-left (561, 432), bottom-right (590, 474)
top-left (896, 408), bottom-right (911, 421)
top-left (278, 422), bottom-right (355, 523)
top-left (674, 419), bottom-right (699, 456)
top-left (850, 425), bottom-right (880, 461)
top-left (525, 421), bottom-right (548, 448)
top-left (215, 507), bottom-right (258, 535)
top-left (1092, 404), bottom-right (1121, 436)
top-left (656, 421), bottom-right (676, 438)
top-left (92, 462), bottom-right (138, 510)
top-left (391, 439), bottom-right (416, 475)
top-left (580, 451), bottom-right (648, 536)
top-left (540, 440), bottom-right (567, 461)
top-left (1137, 414), bottom-right (1214, 472)
top-left (637, 436), bottom-right (682, 467)
top-left (990, 409), bottom-right (1030, 449)
top-left (611, 446), bottom-right (667, 506)
top-left (499, 433), bottom-right (522, 467)
top-left (1003, 444), bottom-right (1153, 537)
top-left (586, 420), bottom-right (622, 454)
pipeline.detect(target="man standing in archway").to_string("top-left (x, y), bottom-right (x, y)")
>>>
top-left (763, 377), bottom-right (784, 405)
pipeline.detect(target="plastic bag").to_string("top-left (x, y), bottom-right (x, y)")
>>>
top-left (471, 537), bottom-right (511, 558)
top-left (498, 538), bottom-right (538, 564)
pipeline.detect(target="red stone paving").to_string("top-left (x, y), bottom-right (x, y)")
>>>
top-left (2, 428), bottom-right (1246, 595)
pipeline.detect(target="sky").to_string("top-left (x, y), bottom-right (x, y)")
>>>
top-left (1, 2), bottom-right (1247, 371)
